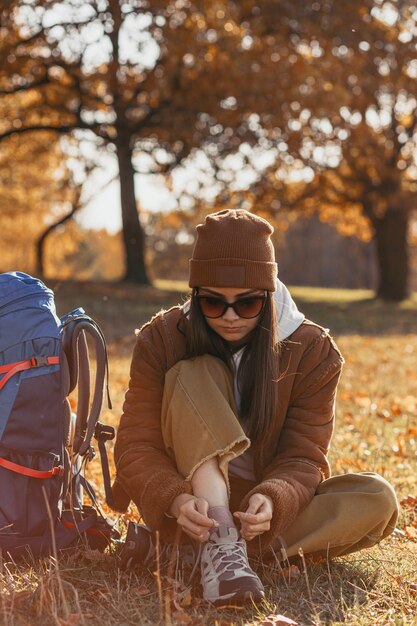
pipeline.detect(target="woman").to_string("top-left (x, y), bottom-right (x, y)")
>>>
top-left (112, 209), bottom-right (398, 606)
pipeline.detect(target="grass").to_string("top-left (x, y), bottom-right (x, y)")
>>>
top-left (1, 281), bottom-right (417, 626)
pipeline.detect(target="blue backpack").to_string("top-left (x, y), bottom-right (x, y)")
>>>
top-left (0, 272), bottom-right (118, 559)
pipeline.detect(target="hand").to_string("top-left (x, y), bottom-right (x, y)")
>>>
top-left (169, 494), bottom-right (218, 543)
top-left (233, 493), bottom-right (273, 542)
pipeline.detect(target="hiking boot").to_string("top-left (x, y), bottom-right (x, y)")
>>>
top-left (118, 521), bottom-right (197, 571)
top-left (200, 525), bottom-right (265, 606)
top-left (118, 522), bottom-right (155, 570)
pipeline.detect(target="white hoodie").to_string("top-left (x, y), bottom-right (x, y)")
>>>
top-left (273, 278), bottom-right (305, 342)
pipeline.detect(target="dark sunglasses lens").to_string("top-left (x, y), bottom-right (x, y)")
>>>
top-left (234, 297), bottom-right (265, 318)
top-left (198, 297), bottom-right (226, 318)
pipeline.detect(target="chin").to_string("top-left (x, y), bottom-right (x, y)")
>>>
top-left (221, 331), bottom-right (250, 344)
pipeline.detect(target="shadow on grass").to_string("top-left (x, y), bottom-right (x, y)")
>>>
top-left (251, 557), bottom-right (380, 626)
top-left (48, 279), bottom-right (189, 348)
top-left (292, 294), bottom-right (417, 336)
top-left (48, 279), bottom-right (417, 339)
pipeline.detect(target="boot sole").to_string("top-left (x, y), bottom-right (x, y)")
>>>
top-left (207, 589), bottom-right (265, 607)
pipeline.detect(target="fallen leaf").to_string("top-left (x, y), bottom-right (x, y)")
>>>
top-left (405, 526), bottom-right (417, 541)
top-left (402, 541), bottom-right (417, 553)
top-left (178, 589), bottom-right (193, 607)
top-left (355, 395), bottom-right (371, 408)
top-left (280, 564), bottom-right (301, 579)
top-left (400, 495), bottom-right (417, 509)
top-left (393, 576), bottom-right (417, 596)
top-left (403, 395), bottom-right (417, 412)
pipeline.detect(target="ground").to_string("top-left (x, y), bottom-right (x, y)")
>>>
top-left (1, 281), bottom-right (416, 626)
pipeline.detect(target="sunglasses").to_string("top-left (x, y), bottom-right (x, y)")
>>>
top-left (196, 293), bottom-right (267, 319)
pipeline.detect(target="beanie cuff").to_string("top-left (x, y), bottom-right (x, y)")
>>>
top-left (189, 258), bottom-right (277, 291)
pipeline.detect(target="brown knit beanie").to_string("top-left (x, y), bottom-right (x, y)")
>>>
top-left (189, 209), bottom-right (277, 291)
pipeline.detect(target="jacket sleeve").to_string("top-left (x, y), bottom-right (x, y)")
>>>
top-left (242, 330), bottom-right (344, 554)
top-left (112, 326), bottom-right (192, 529)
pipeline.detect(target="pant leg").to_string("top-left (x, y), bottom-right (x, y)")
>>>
top-left (161, 355), bottom-right (250, 491)
top-left (275, 472), bottom-right (398, 561)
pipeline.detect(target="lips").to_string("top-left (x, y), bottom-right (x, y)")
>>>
top-left (221, 327), bottom-right (242, 333)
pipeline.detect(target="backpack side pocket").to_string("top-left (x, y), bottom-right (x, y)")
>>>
top-left (0, 445), bottom-right (63, 537)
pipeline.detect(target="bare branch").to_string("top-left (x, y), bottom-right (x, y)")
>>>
top-left (12, 19), bottom-right (97, 50)
top-left (0, 76), bottom-right (50, 95)
top-left (0, 121), bottom-right (110, 142)
top-left (0, 125), bottom-right (75, 142)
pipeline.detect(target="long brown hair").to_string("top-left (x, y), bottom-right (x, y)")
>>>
top-left (185, 289), bottom-right (280, 451)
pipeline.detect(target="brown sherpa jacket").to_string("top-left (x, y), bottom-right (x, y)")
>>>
top-left (112, 305), bottom-right (344, 555)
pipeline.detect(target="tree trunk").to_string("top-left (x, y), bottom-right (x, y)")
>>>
top-left (115, 135), bottom-right (150, 284)
top-left (36, 206), bottom-right (78, 277)
top-left (373, 208), bottom-right (409, 301)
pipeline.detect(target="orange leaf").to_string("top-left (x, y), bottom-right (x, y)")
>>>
top-left (405, 526), bottom-right (417, 540)
top-left (400, 495), bottom-right (417, 509)
top-left (280, 564), bottom-right (301, 580)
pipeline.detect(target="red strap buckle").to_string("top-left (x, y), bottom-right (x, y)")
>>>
top-left (30, 356), bottom-right (49, 367)
top-left (0, 355), bottom-right (60, 391)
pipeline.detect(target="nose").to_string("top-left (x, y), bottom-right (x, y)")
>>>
top-left (222, 304), bottom-right (239, 321)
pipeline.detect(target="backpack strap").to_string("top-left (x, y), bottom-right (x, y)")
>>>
top-left (0, 356), bottom-right (60, 390)
top-left (0, 456), bottom-right (63, 478)
top-left (94, 422), bottom-right (116, 508)
top-left (74, 432), bottom-right (115, 510)
top-left (61, 310), bottom-right (114, 507)
top-left (61, 312), bottom-right (111, 456)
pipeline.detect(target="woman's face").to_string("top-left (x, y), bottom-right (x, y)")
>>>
top-left (198, 286), bottom-right (265, 345)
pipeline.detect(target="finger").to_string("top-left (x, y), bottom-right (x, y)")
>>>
top-left (239, 519), bottom-right (270, 539)
top-left (179, 518), bottom-right (211, 538)
top-left (195, 498), bottom-right (209, 517)
top-left (235, 505), bottom-right (273, 522)
top-left (194, 499), bottom-right (219, 528)
top-left (247, 495), bottom-right (265, 515)
top-left (177, 514), bottom-right (212, 534)
top-left (185, 508), bottom-right (216, 528)
top-left (233, 511), bottom-right (261, 524)
top-left (242, 521), bottom-right (271, 534)
top-left (249, 510), bottom-right (272, 524)
top-left (240, 526), bottom-right (258, 539)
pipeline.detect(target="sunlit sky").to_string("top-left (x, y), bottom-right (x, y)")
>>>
top-left (19, 1), bottom-right (165, 234)
top-left (76, 146), bottom-right (280, 233)
top-left (78, 173), bottom-right (174, 233)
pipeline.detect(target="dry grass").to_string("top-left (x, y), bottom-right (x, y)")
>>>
top-left (1, 281), bottom-right (416, 626)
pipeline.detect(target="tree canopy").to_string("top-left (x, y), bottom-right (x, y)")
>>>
top-left (170, 0), bottom-right (417, 299)
top-left (1, 0), bottom-right (416, 299)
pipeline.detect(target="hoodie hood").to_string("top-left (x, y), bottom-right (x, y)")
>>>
top-left (274, 279), bottom-right (305, 341)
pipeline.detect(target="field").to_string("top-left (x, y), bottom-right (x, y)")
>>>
top-left (1, 281), bottom-right (416, 626)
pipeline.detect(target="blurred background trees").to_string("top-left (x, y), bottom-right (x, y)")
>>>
top-left (0, 0), bottom-right (416, 299)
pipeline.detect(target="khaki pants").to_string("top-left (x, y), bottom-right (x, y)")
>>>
top-left (161, 355), bottom-right (399, 560)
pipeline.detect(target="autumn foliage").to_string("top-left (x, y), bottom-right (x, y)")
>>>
top-left (1, 1), bottom-right (417, 299)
